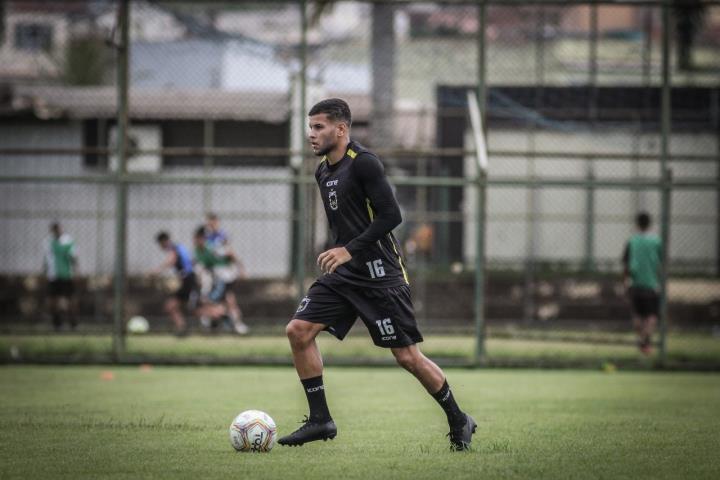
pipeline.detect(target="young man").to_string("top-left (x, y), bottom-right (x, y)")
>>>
top-left (43, 222), bottom-right (78, 330)
top-left (622, 212), bottom-right (663, 355)
top-left (193, 226), bottom-right (249, 335)
top-left (278, 98), bottom-right (476, 451)
top-left (205, 213), bottom-right (229, 250)
top-left (151, 231), bottom-right (198, 337)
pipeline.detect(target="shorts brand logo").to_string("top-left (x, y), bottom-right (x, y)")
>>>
top-left (296, 297), bottom-right (310, 312)
top-left (326, 179), bottom-right (339, 187)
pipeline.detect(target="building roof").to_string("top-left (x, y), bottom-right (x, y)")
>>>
top-left (10, 86), bottom-right (291, 122)
top-left (7, 85), bottom-right (376, 124)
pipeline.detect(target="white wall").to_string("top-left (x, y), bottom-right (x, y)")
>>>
top-left (0, 123), bottom-right (292, 277)
top-left (464, 128), bottom-right (718, 271)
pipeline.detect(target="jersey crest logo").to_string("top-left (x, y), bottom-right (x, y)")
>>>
top-left (328, 189), bottom-right (338, 210)
top-left (296, 296), bottom-right (310, 313)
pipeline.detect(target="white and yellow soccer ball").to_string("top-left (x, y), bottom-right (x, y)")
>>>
top-left (229, 410), bottom-right (277, 453)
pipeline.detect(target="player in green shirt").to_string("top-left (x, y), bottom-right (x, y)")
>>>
top-left (43, 222), bottom-right (78, 330)
top-left (622, 212), bottom-right (663, 355)
top-left (193, 226), bottom-right (248, 334)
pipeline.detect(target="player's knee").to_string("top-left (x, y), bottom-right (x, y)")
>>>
top-left (286, 319), bottom-right (311, 346)
top-left (164, 298), bottom-right (178, 312)
top-left (392, 348), bottom-right (419, 373)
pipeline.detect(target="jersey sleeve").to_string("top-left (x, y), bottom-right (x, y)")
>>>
top-left (344, 153), bottom-right (402, 257)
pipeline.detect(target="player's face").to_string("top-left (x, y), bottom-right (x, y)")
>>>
top-left (308, 114), bottom-right (342, 157)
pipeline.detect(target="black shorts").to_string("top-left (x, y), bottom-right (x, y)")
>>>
top-left (630, 287), bottom-right (660, 317)
top-left (293, 280), bottom-right (423, 348)
top-left (175, 273), bottom-right (198, 303)
top-left (48, 279), bottom-right (74, 297)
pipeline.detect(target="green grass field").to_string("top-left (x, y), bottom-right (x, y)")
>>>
top-left (3, 331), bottom-right (720, 369)
top-left (1, 366), bottom-right (719, 479)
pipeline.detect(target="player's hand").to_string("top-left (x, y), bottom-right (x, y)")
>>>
top-left (318, 247), bottom-right (352, 274)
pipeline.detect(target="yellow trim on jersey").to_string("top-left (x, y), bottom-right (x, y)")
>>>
top-left (389, 234), bottom-right (410, 285)
top-left (347, 148), bottom-right (357, 159)
top-left (365, 197), bottom-right (409, 285)
top-left (365, 198), bottom-right (374, 221)
top-left (321, 155), bottom-right (328, 164)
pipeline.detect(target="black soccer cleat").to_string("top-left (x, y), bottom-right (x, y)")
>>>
top-left (447, 413), bottom-right (477, 451)
top-left (278, 416), bottom-right (337, 446)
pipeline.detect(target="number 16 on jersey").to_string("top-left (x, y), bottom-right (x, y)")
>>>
top-left (366, 259), bottom-right (385, 279)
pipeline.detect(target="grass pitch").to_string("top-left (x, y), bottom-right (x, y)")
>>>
top-left (3, 331), bottom-right (720, 368)
top-left (1, 366), bottom-right (719, 479)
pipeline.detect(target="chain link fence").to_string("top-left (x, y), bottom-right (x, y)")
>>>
top-left (0, 0), bottom-right (718, 367)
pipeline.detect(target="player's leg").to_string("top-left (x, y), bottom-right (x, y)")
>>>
top-left (164, 296), bottom-right (187, 336)
top-left (278, 283), bottom-right (355, 446)
top-left (48, 293), bottom-right (62, 330)
top-left (224, 289), bottom-right (248, 335)
top-left (355, 285), bottom-right (476, 450)
top-left (286, 318), bottom-right (326, 379)
top-left (278, 318), bottom-right (337, 446)
top-left (392, 344), bottom-right (476, 451)
top-left (632, 315), bottom-right (643, 348)
top-left (66, 281), bottom-right (78, 330)
top-left (639, 314), bottom-right (657, 355)
top-left (195, 301), bottom-right (226, 321)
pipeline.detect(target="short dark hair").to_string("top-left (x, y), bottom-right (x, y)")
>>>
top-left (155, 231), bottom-right (170, 243)
top-left (308, 98), bottom-right (352, 127)
top-left (636, 212), bottom-right (651, 230)
top-left (206, 212), bottom-right (218, 221)
top-left (194, 225), bottom-right (206, 238)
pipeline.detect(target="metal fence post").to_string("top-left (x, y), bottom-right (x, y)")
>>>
top-left (658, 2), bottom-right (672, 367)
top-left (474, 1), bottom-right (487, 366)
top-left (112, 0), bottom-right (130, 360)
top-left (294, 0), bottom-right (308, 301)
top-left (584, 160), bottom-right (595, 272)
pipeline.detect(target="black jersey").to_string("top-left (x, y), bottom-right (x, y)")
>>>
top-left (315, 141), bottom-right (409, 289)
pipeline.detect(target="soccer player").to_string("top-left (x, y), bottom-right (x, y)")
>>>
top-left (193, 226), bottom-right (249, 334)
top-left (43, 222), bottom-right (78, 330)
top-left (622, 212), bottom-right (663, 355)
top-left (205, 213), bottom-right (229, 250)
top-left (278, 98), bottom-right (476, 451)
top-left (151, 231), bottom-right (198, 337)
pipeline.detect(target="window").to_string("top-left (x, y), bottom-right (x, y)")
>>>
top-left (14, 23), bottom-right (54, 52)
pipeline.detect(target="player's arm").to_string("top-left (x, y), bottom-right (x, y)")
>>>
top-left (622, 243), bottom-right (630, 289)
top-left (69, 241), bottom-right (78, 269)
top-left (318, 154), bottom-right (401, 273)
top-left (150, 250), bottom-right (177, 275)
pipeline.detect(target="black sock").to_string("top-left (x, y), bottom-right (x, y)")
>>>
top-left (432, 380), bottom-right (465, 427)
top-left (301, 375), bottom-right (331, 422)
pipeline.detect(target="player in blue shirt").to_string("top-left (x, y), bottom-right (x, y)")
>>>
top-left (152, 231), bottom-right (198, 337)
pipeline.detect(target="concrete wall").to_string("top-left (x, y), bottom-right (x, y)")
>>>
top-left (464, 128), bottom-right (718, 272)
top-left (1, 121), bottom-right (716, 276)
top-left (0, 122), bottom-right (292, 277)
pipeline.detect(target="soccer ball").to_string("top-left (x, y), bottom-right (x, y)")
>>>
top-left (229, 410), bottom-right (277, 453)
top-left (127, 316), bottom-right (149, 334)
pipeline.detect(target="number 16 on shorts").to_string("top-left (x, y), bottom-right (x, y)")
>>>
top-left (376, 318), bottom-right (396, 341)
